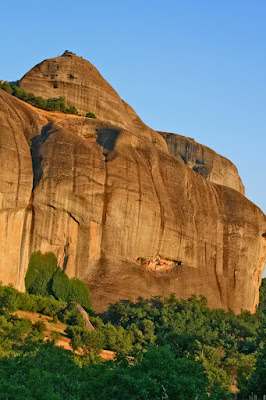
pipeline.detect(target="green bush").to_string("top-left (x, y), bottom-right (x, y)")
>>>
top-left (52, 315), bottom-right (58, 323)
top-left (46, 98), bottom-right (61, 111)
top-left (17, 291), bottom-right (38, 312)
top-left (33, 320), bottom-right (46, 333)
top-left (62, 304), bottom-right (85, 328)
top-left (103, 323), bottom-right (134, 354)
top-left (35, 295), bottom-right (66, 317)
top-left (50, 269), bottom-right (69, 299)
top-left (51, 269), bottom-right (92, 311)
top-left (50, 330), bottom-right (61, 343)
top-left (66, 325), bottom-right (104, 358)
top-left (25, 251), bottom-right (92, 311)
top-left (0, 81), bottom-right (80, 116)
top-left (67, 278), bottom-right (92, 311)
top-left (0, 81), bottom-right (12, 94)
top-left (66, 105), bottom-right (78, 115)
top-left (0, 285), bottom-right (20, 312)
top-left (85, 112), bottom-right (96, 119)
top-left (25, 251), bottom-right (59, 297)
top-left (33, 96), bottom-right (47, 109)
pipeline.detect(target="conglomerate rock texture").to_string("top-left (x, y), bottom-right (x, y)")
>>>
top-left (0, 53), bottom-right (265, 313)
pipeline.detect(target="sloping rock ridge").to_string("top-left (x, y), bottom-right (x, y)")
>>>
top-left (0, 53), bottom-right (265, 313)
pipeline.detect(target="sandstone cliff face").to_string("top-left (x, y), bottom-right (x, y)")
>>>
top-left (0, 55), bottom-right (265, 313)
top-left (0, 91), bottom-right (45, 291)
top-left (159, 132), bottom-right (245, 195)
top-left (19, 53), bottom-right (245, 195)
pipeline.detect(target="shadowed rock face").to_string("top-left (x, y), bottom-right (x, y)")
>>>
top-left (0, 54), bottom-right (265, 313)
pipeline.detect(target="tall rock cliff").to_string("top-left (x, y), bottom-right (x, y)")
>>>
top-left (0, 53), bottom-right (265, 313)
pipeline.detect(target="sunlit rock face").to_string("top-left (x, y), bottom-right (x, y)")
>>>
top-left (0, 54), bottom-right (265, 313)
top-left (158, 132), bottom-right (245, 195)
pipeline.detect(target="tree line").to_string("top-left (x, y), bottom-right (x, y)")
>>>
top-left (0, 251), bottom-right (265, 399)
top-left (0, 81), bottom-right (96, 118)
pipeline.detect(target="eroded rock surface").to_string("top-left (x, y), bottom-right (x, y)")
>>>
top-left (0, 54), bottom-right (265, 313)
top-left (159, 132), bottom-right (245, 194)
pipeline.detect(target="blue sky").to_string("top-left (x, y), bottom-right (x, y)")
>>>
top-left (1, 0), bottom-right (265, 216)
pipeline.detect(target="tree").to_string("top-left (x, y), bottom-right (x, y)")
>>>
top-left (25, 251), bottom-right (59, 296)
top-left (86, 112), bottom-right (96, 119)
top-left (1, 81), bottom-right (12, 94)
top-left (137, 346), bottom-right (210, 399)
top-left (241, 320), bottom-right (266, 397)
top-left (66, 105), bottom-right (78, 115)
top-left (51, 270), bottom-right (92, 311)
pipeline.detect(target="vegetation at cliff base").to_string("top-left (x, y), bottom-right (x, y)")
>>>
top-left (0, 274), bottom-right (265, 399)
top-left (25, 251), bottom-right (92, 311)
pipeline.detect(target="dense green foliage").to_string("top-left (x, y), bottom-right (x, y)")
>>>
top-left (0, 342), bottom-right (211, 400)
top-left (51, 269), bottom-right (91, 310)
top-left (25, 251), bottom-right (92, 311)
top-left (0, 278), bottom-right (265, 399)
top-left (239, 315), bottom-right (266, 398)
top-left (86, 112), bottom-right (96, 118)
top-left (25, 251), bottom-right (58, 296)
top-left (0, 81), bottom-right (78, 114)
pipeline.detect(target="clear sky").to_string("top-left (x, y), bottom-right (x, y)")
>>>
top-left (1, 1), bottom-right (265, 274)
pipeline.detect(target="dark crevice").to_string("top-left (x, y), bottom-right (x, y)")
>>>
top-left (67, 211), bottom-right (80, 225)
top-left (63, 255), bottom-right (69, 272)
top-left (47, 204), bottom-right (80, 225)
top-left (96, 128), bottom-right (120, 151)
top-left (102, 163), bottom-right (108, 225)
top-left (30, 123), bottom-right (56, 189)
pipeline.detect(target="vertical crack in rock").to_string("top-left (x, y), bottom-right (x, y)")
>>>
top-left (73, 144), bottom-right (77, 193)
top-left (222, 219), bottom-right (231, 308)
top-left (18, 191), bottom-right (35, 290)
top-left (30, 123), bottom-right (55, 189)
top-left (134, 156), bottom-right (142, 238)
top-left (213, 253), bottom-right (224, 305)
top-left (6, 119), bottom-right (21, 207)
top-left (135, 149), bottom-right (165, 254)
top-left (66, 211), bottom-right (80, 225)
top-left (102, 162), bottom-right (108, 225)
top-left (95, 128), bottom-right (120, 226)
top-left (150, 167), bottom-right (165, 255)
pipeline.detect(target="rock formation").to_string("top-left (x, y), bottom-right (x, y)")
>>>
top-left (158, 132), bottom-right (245, 195)
top-left (0, 53), bottom-right (265, 313)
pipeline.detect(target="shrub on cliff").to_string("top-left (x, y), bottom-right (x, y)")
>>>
top-left (0, 81), bottom-right (13, 94)
top-left (86, 112), bottom-right (96, 119)
top-left (46, 97), bottom-right (66, 112)
top-left (33, 96), bottom-right (47, 109)
top-left (66, 105), bottom-right (78, 115)
top-left (0, 81), bottom-right (80, 115)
